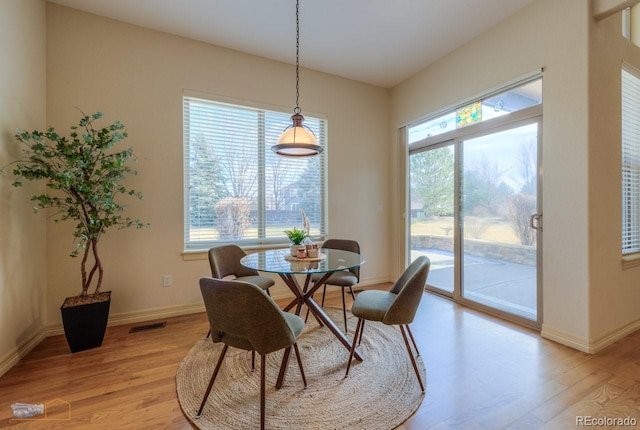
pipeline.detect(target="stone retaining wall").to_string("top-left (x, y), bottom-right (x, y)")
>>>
top-left (411, 235), bottom-right (536, 266)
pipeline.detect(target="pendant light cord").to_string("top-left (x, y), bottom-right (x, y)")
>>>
top-left (272, 0), bottom-right (321, 156)
top-left (294, 0), bottom-right (301, 115)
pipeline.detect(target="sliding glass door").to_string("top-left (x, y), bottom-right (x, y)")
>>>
top-left (408, 116), bottom-right (542, 326)
top-left (460, 122), bottom-right (540, 321)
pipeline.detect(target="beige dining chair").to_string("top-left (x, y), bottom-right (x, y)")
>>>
top-left (344, 256), bottom-right (430, 393)
top-left (196, 277), bottom-right (307, 430)
top-left (310, 239), bottom-right (360, 333)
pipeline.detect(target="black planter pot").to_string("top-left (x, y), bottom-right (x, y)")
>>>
top-left (60, 291), bottom-right (111, 353)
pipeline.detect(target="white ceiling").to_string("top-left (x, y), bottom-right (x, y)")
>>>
top-left (47, 0), bottom-right (535, 88)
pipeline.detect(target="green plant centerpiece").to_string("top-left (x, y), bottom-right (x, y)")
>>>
top-left (284, 227), bottom-right (308, 257)
top-left (8, 111), bottom-right (147, 352)
top-left (284, 227), bottom-right (308, 246)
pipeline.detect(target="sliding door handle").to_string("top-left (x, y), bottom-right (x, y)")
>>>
top-left (530, 213), bottom-right (543, 231)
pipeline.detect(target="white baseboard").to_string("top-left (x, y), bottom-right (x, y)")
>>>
top-left (542, 318), bottom-right (640, 354)
top-left (0, 329), bottom-right (46, 378)
top-left (45, 302), bottom-right (206, 337)
top-left (540, 325), bottom-right (591, 353)
top-left (589, 318), bottom-right (640, 353)
top-left (355, 276), bottom-right (394, 288)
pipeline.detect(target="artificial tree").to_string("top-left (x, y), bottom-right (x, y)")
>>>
top-left (7, 112), bottom-right (147, 351)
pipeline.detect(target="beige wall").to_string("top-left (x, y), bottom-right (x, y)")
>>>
top-left (45, 4), bottom-right (391, 329)
top-left (589, 10), bottom-right (640, 344)
top-left (0, 0), bottom-right (47, 375)
top-left (391, 0), bottom-right (594, 348)
top-left (8, 0), bottom-right (634, 360)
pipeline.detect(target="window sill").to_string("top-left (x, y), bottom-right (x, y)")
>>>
top-left (182, 243), bottom-right (291, 262)
top-left (622, 253), bottom-right (640, 269)
top-left (182, 237), bottom-right (327, 261)
top-left (182, 250), bottom-right (208, 261)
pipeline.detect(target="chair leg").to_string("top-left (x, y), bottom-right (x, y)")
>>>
top-left (348, 286), bottom-right (356, 301)
top-left (293, 342), bottom-right (307, 388)
top-left (206, 330), bottom-right (211, 339)
top-left (358, 320), bottom-right (365, 346)
top-left (196, 344), bottom-right (229, 417)
top-left (406, 324), bottom-right (421, 356)
top-left (252, 350), bottom-right (256, 372)
top-left (400, 325), bottom-right (425, 393)
top-left (345, 318), bottom-right (364, 378)
top-left (275, 346), bottom-right (292, 389)
top-left (341, 287), bottom-right (348, 334)
top-left (260, 353), bottom-right (266, 430)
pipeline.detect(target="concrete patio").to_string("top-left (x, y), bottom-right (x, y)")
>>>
top-left (412, 248), bottom-right (537, 320)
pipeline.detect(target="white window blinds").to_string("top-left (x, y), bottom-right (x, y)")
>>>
top-left (622, 67), bottom-right (640, 254)
top-left (183, 96), bottom-right (327, 250)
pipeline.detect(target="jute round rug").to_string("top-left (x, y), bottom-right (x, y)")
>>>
top-left (176, 308), bottom-right (426, 429)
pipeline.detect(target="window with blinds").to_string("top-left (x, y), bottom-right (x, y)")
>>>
top-left (622, 67), bottom-right (640, 255)
top-left (183, 95), bottom-right (327, 250)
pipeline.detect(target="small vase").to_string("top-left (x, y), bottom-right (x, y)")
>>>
top-left (306, 243), bottom-right (319, 258)
top-left (291, 244), bottom-right (305, 257)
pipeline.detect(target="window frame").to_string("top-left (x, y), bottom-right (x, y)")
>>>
top-left (182, 92), bottom-right (328, 252)
top-left (622, 64), bottom-right (640, 263)
top-left (407, 75), bottom-right (543, 145)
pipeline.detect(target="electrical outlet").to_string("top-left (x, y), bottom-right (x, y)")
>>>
top-left (163, 275), bottom-right (172, 287)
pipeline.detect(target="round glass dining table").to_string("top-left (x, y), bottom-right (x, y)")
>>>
top-left (241, 247), bottom-right (366, 388)
top-left (240, 247), bottom-right (365, 276)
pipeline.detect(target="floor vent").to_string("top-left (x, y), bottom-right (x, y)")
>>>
top-left (129, 322), bottom-right (166, 333)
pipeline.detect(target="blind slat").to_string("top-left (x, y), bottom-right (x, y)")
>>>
top-left (622, 69), bottom-right (640, 254)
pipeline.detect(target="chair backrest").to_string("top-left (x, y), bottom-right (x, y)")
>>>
top-left (199, 277), bottom-right (297, 355)
top-left (322, 239), bottom-right (361, 280)
top-left (208, 245), bottom-right (258, 279)
top-left (383, 256), bottom-right (431, 325)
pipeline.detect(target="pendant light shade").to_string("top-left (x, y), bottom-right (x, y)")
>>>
top-left (272, 0), bottom-right (322, 157)
top-left (272, 113), bottom-right (322, 157)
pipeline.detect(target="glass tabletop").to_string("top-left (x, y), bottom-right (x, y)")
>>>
top-left (240, 248), bottom-right (366, 275)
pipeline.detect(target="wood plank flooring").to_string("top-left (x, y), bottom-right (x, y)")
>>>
top-left (2, 286), bottom-right (640, 429)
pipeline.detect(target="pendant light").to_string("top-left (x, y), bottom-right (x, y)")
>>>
top-left (272, 0), bottom-right (322, 157)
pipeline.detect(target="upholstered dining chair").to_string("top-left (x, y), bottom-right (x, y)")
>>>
top-left (208, 245), bottom-right (275, 295)
top-left (344, 255), bottom-right (430, 393)
top-left (310, 239), bottom-right (360, 333)
top-left (206, 245), bottom-right (277, 340)
top-left (196, 277), bottom-right (307, 430)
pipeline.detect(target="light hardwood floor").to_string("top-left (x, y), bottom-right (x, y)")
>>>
top-left (2, 287), bottom-right (640, 429)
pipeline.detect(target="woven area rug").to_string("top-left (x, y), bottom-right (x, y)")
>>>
top-left (176, 308), bottom-right (425, 430)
